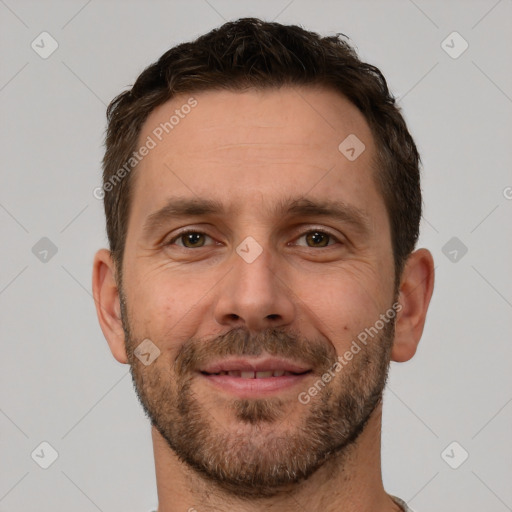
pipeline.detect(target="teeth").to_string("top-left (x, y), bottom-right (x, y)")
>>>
top-left (255, 371), bottom-right (273, 379)
top-left (213, 370), bottom-right (298, 378)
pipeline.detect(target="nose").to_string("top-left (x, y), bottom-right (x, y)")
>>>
top-left (213, 244), bottom-right (296, 332)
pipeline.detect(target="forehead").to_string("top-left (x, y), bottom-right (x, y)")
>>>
top-left (129, 85), bottom-right (383, 225)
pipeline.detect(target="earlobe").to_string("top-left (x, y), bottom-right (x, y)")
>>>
top-left (92, 249), bottom-right (128, 364)
top-left (391, 249), bottom-right (435, 363)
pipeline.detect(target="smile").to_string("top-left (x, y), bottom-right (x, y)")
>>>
top-left (198, 372), bottom-right (312, 397)
top-left (201, 370), bottom-right (310, 378)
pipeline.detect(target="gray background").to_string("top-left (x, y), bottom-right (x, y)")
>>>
top-left (1, 1), bottom-right (511, 511)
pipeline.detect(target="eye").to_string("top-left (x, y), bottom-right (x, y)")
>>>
top-left (168, 231), bottom-right (214, 248)
top-left (295, 230), bottom-right (339, 248)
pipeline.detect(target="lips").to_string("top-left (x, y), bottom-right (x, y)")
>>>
top-left (203, 369), bottom-right (305, 378)
top-left (199, 370), bottom-right (311, 396)
top-left (199, 356), bottom-right (312, 377)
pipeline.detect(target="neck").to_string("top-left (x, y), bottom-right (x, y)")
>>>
top-left (152, 403), bottom-right (402, 512)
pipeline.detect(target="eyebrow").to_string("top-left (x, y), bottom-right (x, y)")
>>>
top-left (281, 197), bottom-right (370, 234)
top-left (143, 197), bottom-right (226, 235)
top-left (142, 196), bottom-right (371, 237)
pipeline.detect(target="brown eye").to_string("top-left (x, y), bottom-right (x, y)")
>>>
top-left (303, 231), bottom-right (332, 247)
top-left (170, 231), bottom-right (212, 248)
top-left (182, 232), bottom-right (205, 247)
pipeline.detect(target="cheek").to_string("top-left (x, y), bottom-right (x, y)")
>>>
top-left (125, 272), bottom-right (189, 339)
top-left (293, 267), bottom-right (387, 341)
top-left (127, 268), bottom-right (223, 356)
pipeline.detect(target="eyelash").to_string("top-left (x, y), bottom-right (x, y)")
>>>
top-left (165, 228), bottom-right (341, 248)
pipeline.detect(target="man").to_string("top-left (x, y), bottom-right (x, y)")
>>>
top-left (92, 17), bottom-right (434, 512)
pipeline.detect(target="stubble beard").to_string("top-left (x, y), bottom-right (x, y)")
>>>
top-left (120, 291), bottom-right (395, 500)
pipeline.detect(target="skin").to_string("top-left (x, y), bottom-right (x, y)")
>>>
top-left (93, 85), bottom-right (434, 512)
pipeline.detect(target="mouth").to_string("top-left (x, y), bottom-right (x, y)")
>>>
top-left (198, 357), bottom-right (313, 396)
top-left (201, 369), bottom-right (311, 378)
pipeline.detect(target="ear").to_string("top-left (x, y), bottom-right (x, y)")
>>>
top-left (92, 249), bottom-right (128, 364)
top-left (391, 248), bottom-right (435, 362)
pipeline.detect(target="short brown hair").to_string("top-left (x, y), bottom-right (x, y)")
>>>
top-left (102, 17), bottom-right (422, 284)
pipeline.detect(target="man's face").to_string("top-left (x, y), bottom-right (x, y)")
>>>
top-left (119, 86), bottom-right (397, 497)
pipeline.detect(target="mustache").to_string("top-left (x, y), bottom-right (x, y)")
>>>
top-left (174, 327), bottom-right (337, 378)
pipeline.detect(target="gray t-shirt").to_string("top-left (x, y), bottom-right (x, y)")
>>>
top-left (149, 496), bottom-right (414, 511)
top-left (391, 495), bottom-right (415, 511)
